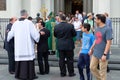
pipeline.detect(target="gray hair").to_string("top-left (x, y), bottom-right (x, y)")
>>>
top-left (20, 9), bottom-right (27, 16)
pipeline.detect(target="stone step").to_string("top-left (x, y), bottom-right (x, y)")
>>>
top-left (0, 58), bottom-right (120, 70)
top-left (0, 55), bottom-right (120, 64)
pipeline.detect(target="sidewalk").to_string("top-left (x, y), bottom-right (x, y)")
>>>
top-left (0, 65), bottom-right (120, 80)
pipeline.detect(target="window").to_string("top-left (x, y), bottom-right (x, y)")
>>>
top-left (0, 0), bottom-right (6, 10)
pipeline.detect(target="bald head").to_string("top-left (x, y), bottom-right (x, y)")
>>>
top-left (10, 17), bottom-right (17, 24)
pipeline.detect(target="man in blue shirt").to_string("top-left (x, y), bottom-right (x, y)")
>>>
top-left (77, 23), bottom-right (94, 80)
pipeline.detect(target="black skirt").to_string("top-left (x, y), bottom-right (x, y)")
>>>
top-left (15, 60), bottom-right (36, 80)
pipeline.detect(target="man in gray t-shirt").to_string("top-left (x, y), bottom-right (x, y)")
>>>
top-left (93, 26), bottom-right (112, 59)
top-left (89, 14), bottom-right (112, 80)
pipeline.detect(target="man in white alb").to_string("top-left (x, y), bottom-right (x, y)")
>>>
top-left (7, 10), bottom-right (41, 80)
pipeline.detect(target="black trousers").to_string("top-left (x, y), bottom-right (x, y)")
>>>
top-left (37, 51), bottom-right (49, 74)
top-left (7, 45), bottom-right (15, 73)
top-left (58, 50), bottom-right (74, 75)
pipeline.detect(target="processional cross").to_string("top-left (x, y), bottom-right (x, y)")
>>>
top-left (40, 5), bottom-right (48, 21)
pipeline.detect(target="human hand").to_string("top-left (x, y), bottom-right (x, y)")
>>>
top-left (101, 55), bottom-right (107, 62)
top-left (40, 31), bottom-right (45, 35)
top-left (89, 49), bottom-right (93, 56)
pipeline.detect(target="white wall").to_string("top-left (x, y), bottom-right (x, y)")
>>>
top-left (29, 0), bottom-right (41, 18)
top-left (21, 0), bottom-right (30, 16)
top-left (93, 0), bottom-right (120, 17)
top-left (110, 0), bottom-right (120, 17)
top-left (93, 0), bottom-right (110, 15)
top-left (45, 0), bottom-right (54, 16)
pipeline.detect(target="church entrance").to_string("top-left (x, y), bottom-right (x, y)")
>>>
top-left (54, 0), bottom-right (92, 15)
top-left (65, 0), bottom-right (83, 14)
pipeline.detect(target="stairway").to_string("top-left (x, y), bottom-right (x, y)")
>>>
top-left (0, 49), bottom-right (120, 71)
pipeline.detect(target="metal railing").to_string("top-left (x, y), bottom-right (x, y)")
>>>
top-left (111, 18), bottom-right (120, 46)
top-left (0, 18), bottom-right (120, 46)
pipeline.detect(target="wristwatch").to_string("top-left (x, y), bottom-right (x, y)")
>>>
top-left (103, 53), bottom-right (107, 56)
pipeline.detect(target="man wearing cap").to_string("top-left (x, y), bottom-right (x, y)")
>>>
top-left (84, 13), bottom-right (94, 33)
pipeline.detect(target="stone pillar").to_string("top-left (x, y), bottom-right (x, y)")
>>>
top-left (21, 0), bottom-right (30, 15)
top-left (83, 0), bottom-right (93, 13)
top-left (45, 0), bottom-right (54, 16)
top-left (29, 0), bottom-right (41, 18)
top-left (11, 0), bottom-right (22, 17)
top-left (93, 0), bottom-right (110, 14)
top-left (59, 0), bottom-right (64, 12)
top-left (54, 0), bottom-right (60, 14)
top-left (54, 0), bottom-right (65, 14)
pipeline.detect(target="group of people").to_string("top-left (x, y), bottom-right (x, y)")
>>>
top-left (4, 10), bottom-right (50, 80)
top-left (4, 9), bottom-right (113, 80)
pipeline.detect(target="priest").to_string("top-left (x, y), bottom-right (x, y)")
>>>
top-left (7, 10), bottom-right (40, 80)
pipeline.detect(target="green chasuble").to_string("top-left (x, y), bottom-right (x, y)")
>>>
top-left (45, 12), bottom-right (56, 51)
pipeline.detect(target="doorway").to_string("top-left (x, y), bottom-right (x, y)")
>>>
top-left (72, 0), bottom-right (83, 14)
top-left (65, 0), bottom-right (83, 15)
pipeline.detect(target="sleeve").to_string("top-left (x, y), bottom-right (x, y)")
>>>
top-left (29, 22), bottom-right (40, 43)
top-left (54, 26), bottom-right (57, 37)
top-left (7, 25), bottom-right (14, 42)
top-left (106, 28), bottom-right (112, 40)
top-left (71, 25), bottom-right (76, 37)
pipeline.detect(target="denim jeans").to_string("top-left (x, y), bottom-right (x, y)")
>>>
top-left (77, 53), bottom-right (90, 80)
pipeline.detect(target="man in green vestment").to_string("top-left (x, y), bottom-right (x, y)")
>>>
top-left (45, 12), bottom-right (56, 54)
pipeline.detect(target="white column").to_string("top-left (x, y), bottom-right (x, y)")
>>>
top-left (29, 0), bottom-right (41, 18)
top-left (21, 0), bottom-right (30, 15)
top-left (93, 0), bottom-right (110, 15)
top-left (11, 0), bottom-right (22, 17)
top-left (44, 0), bottom-right (54, 16)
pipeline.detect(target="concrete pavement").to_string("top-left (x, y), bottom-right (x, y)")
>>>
top-left (0, 65), bottom-right (120, 80)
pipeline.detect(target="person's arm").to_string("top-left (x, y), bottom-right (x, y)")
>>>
top-left (54, 26), bottom-right (57, 37)
top-left (104, 40), bottom-right (111, 55)
top-left (101, 40), bottom-right (111, 61)
top-left (71, 25), bottom-right (76, 37)
top-left (7, 25), bottom-right (14, 42)
top-left (30, 22), bottom-right (40, 43)
top-left (101, 28), bottom-right (112, 61)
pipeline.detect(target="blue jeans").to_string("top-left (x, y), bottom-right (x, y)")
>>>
top-left (76, 31), bottom-right (82, 40)
top-left (77, 53), bottom-right (90, 80)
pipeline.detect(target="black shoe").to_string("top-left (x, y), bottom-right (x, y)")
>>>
top-left (69, 73), bottom-right (76, 77)
top-left (45, 72), bottom-right (49, 74)
top-left (37, 72), bottom-right (45, 75)
top-left (107, 68), bottom-right (110, 73)
top-left (61, 74), bottom-right (66, 77)
top-left (34, 76), bottom-right (38, 79)
top-left (9, 71), bottom-right (15, 74)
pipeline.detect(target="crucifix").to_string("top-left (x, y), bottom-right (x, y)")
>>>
top-left (40, 5), bottom-right (48, 21)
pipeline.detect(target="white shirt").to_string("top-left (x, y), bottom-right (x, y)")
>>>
top-left (73, 21), bottom-right (82, 31)
top-left (75, 14), bottom-right (83, 22)
top-left (7, 19), bottom-right (40, 61)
